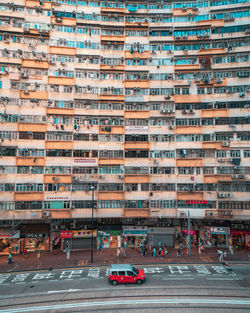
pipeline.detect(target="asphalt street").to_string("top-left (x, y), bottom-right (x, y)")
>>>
top-left (0, 264), bottom-right (249, 312)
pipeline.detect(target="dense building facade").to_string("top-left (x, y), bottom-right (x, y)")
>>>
top-left (0, 0), bottom-right (249, 251)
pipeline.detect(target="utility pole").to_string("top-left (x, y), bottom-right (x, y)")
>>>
top-left (188, 210), bottom-right (191, 256)
top-left (90, 185), bottom-right (95, 263)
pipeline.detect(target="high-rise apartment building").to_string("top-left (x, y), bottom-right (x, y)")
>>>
top-left (0, 0), bottom-right (249, 251)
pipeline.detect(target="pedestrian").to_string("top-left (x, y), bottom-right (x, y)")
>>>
top-left (177, 248), bottom-right (181, 258)
top-left (165, 247), bottom-right (168, 256)
top-left (8, 251), bottom-right (13, 264)
top-left (158, 246), bottom-right (162, 256)
top-left (23, 248), bottom-right (27, 257)
top-left (37, 250), bottom-right (40, 264)
top-left (218, 249), bottom-right (224, 262)
top-left (152, 247), bottom-right (156, 257)
top-left (160, 249), bottom-right (164, 259)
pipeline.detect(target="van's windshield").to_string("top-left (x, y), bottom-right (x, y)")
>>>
top-left (132, 266), bottom-right (139, 274)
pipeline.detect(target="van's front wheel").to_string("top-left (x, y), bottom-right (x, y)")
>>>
top-left (112, 280), bottom-right (118, 286)
top-left (137, 279), bottom-right (142, 284)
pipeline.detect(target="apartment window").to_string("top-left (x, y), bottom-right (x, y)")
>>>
top-left (150, 200), bottom-right (176, 209)
top-left (15, 201), bottom-right (43, 210)
top-left (72, 167), bottom-right (98, 174)
top-left (0, 184), bottom-right (14, 192)
top-left (98, 183), bottom-right (123, 191)
top-left (182, 88), bottom-right (190, 95)
top-left (203, 167), bottom-right (215, 174)
top-left (230, 150), bottom-right (241, 158)
top-left (98, 200), bottom-right (123, 208)
top-left (217, 150), bottom-right (227, 158)
top-left (46, 150), bottom-right (72, 157)
top-left (0, 202), bottom-right (15, 210)
top-left (16, 184), bottom-right (43, 192)
top-left (44, 201), bottom-right (70, 209)
top-left (99, 166), bottom-right (122, 174)
top-left (244, 150), bottom-right (250, 157)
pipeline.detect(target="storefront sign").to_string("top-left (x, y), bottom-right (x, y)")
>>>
top-left (46, 196), bottom-right (69, 200)
top-left (73, 158), bottom-right (96, 164)
top-left (73, 230), bottom-right (97, 238)
top-left (210, 227), bottom-right (230, 235)
top-left (186, 200), bottom-right (207, 204)
top-left (182, 230), bottom-right (197, 236)
top-left (22, 233), bottom-right (46, 238)
top-left (147, 227), bottom-right (175, 235)
top-left (60, 231), bottom-right (73, 238)
top-left (231, 231), bottom-right (250, 236)
top-left (109, 230), bottom-right (121, 236)
top-left (122, 226), bottom-right (147, 236)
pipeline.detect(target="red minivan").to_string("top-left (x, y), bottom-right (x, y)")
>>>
top-left (108, 264), bottom-right (146, 286)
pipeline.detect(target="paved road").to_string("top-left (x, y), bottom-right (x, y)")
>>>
top-left (0, 264), bottom-right (249, 312)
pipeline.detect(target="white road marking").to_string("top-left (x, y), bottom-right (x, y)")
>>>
top-left (47, 289), bottom-right (82, 294)
top-left (1, 298), bottom-right (250, 312)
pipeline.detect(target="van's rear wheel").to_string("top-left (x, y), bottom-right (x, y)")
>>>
top-left (137, 279), bottom-right (142, 284)
top-left (112, 280), bottom-right (118, 286)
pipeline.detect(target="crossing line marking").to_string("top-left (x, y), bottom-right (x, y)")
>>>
top-left (1, 298), bottom-right (250, 313)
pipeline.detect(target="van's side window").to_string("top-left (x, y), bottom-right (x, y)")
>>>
top-left (127, 271), bottom-right (134, 276)
top-left (118, 271), bottom-right (126, 275)
top-left (112, 271), bottom-right (117, 275)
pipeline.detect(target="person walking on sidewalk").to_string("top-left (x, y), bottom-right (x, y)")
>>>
top-left (152, 247), bottom-right (156, 257)
top-left (158, 246), bottom-right (162, 257)
top-left (160, 249), bottom-right (164, 259)
top-left (177, 248), bottom-right (181, 258)
top-left (8, 251), bottom-right (13, 264)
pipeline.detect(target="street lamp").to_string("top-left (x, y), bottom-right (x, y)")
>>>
top-left (89, 185), bottom-right (95, 263)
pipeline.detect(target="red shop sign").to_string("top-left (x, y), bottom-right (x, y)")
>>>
top-left (60, 231), bottom-right (73, 238)
top-left (186, 200), bottom-right (208, 204)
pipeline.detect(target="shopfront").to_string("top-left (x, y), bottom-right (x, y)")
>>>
top-left (231, 231), bottom-right (250, 249)
top-left (20, 224), bottom-right (50, 252)
top-left (60, 229), bottom-right (97, 251)
top-left (122, 226), bottom-right (147, 248)
top-left (0, 229), bottom-right (20, 255)
top-left (201, 226), bottom-right (230, 248)
top-left (182, 229), bottom-right (198, 247)
top-left (147, 227), bottom-right (175, 248)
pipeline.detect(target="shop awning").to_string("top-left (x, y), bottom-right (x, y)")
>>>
top-left (0, 228), bottom-right (11, 238)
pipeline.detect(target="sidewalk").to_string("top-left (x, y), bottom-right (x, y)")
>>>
top-left (0, 247), bottom-right (249, 273)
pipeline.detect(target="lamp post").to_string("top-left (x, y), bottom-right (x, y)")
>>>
top-left (89, 185), bottom-right (95, 263)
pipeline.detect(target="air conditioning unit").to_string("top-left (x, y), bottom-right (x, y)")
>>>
top-left (24, 89), bottom-right (29, 95)
top-left (52, 177), bottom-right (58, 181)
top-left (165, 95), bottom-right (171, 100)
top-left (182, 109), bottom-right (187, 114)
top-left (43, 211), bottom-right (50, 217)
top-left (118, 175), bottom-right (123, 179)
top-left (169, 125), bottom-right (174, 130)
top-left (207, 211), bottom-right (215, 217)
top-left (227, 193), bottom-right (232, 197)
top-left (73, 176), bottom-right (79, 181)
top-left (218, 193), bottom-right (225, 198)
top-left (238, 175), bottom-right (245, 179)
top-left (222, 141), bottom-right (229, 147)
top-left (99, 175), bottom-right (104, 179)
top-left (160, 109), bottom-right (167, 114)
top-left (218, 158), bottom-right (225, 163)
top-left (232, 174), bottom-right (238, 179)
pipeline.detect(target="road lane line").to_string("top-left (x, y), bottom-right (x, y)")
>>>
top-left (1, 298), bottom-right (250, 312)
